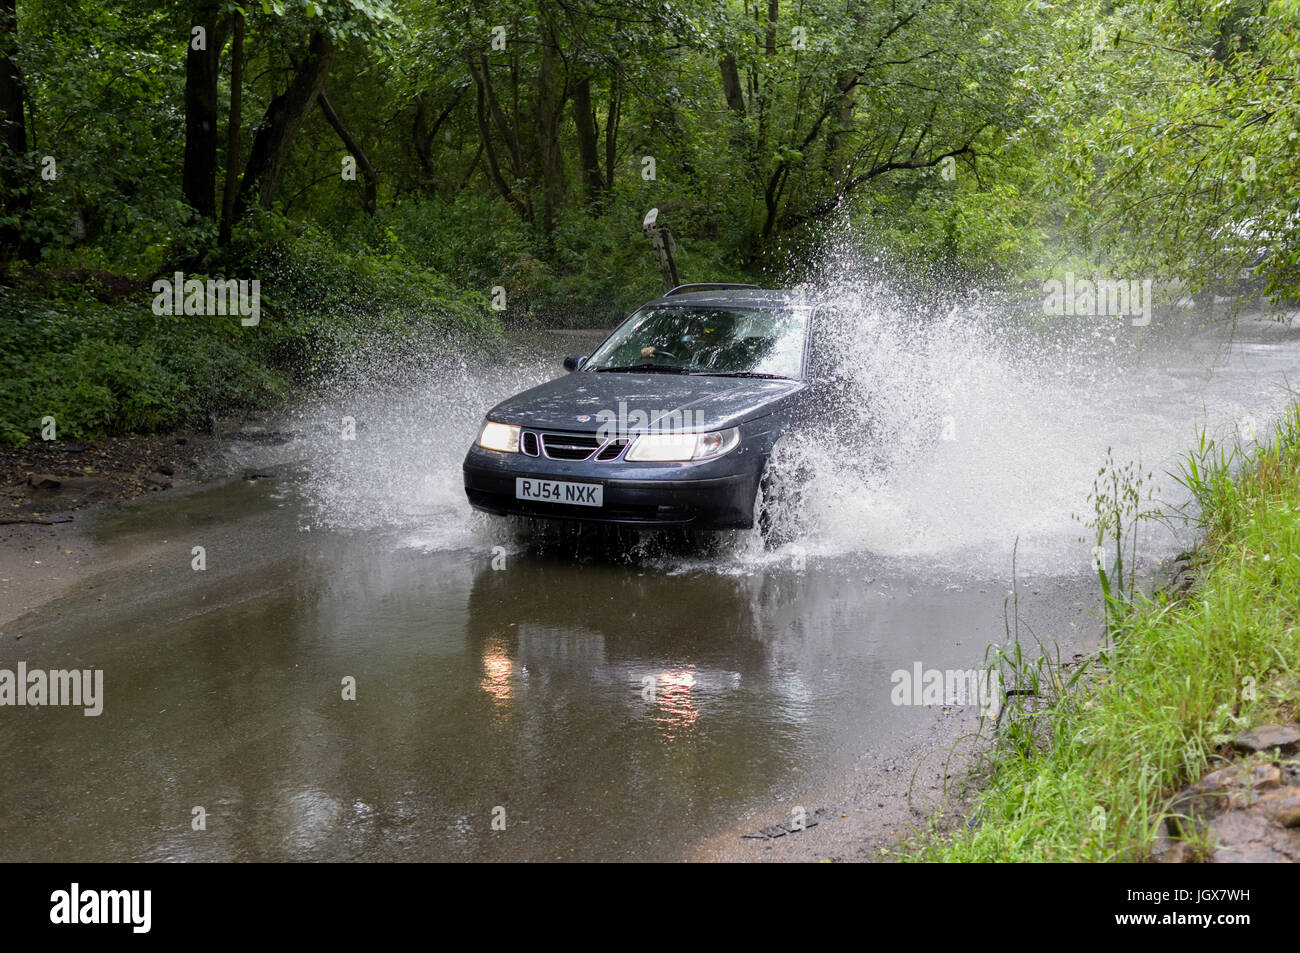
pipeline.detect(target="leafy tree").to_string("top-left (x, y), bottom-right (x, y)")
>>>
top-left (1061, 0), bottom-right (1300, 302)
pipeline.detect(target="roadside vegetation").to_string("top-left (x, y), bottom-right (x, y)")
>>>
top-left (3, 1), bottom-right (1300, 444)
top-left (0, 226), bottom-right (494, 443)
top-left (907, 406), bottom-right (1300, 861)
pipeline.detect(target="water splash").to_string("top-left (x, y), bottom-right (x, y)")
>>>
top-left (271, 342), bottom-right (559, 550)
top-left (769, 244), bottom-right (1300, 575)
top-left (240, 249), bottom-right (1300, 578)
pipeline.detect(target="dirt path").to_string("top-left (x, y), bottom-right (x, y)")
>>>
top-left (687, 705), bottom-right (988, 861)
top-left (0, 420), bottom-right (272, 628)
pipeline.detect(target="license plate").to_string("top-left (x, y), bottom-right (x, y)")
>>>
top-left (515, 477), bottom-right (603, 507)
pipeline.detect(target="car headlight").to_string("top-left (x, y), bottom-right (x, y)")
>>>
top-left (478, 420), bottom-right (521, 453)
top-left (625, 427), bottom-right (740, 462)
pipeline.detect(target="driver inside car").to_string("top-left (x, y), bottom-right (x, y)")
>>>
top-left (640, 317), bottom-right (732, 365)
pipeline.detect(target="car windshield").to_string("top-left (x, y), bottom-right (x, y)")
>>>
top-left (583, 305), bottom-right (808, 378)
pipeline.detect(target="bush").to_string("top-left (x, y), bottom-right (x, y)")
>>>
top-left (1, 222), bottom-right (497, 446)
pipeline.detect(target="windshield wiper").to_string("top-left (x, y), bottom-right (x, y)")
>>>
top-left (689, 371), bottom-right (790, 379)
top-left (594, 364), bottom-right (689, 374)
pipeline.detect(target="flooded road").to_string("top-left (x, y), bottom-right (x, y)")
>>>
top-left (3, 304), bottom-right (1300, 861)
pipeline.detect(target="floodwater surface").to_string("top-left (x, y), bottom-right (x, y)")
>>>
top-left (3, 302), bottom-right (1299, 860)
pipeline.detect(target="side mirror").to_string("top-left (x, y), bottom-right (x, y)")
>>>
top-left (563, 355), bottom-right (587, 372)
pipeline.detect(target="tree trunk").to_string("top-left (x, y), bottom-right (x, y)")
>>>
top-left (761, 164), bottom-right (788, 238)
top-left (571, 75), bottom-right (603, 207)
top-left (234, 30), bottom-right (335, 218)
top-left (469, 55), bottom-right (530, 220)
top-left (756, 1), bottom-right (779, 164)
top-left (319, 90), bottom-right (376, 216)
top-left (0, 0), bottom-right (23, 157)
top-left (218, 10), bottom-right (244, 246)
top-left (824, 70), bottom-right (857, 181)
top-left (412, 88), bottom-right (464, 179)
top-left (0, 0), bottom-right (30, 262)
top-left (535, 19), bottom-right (566, 231)
top-left (604, 71), bottom-right (621, 194)
top-left (182, 2), bottom-right (222, 219)
top-left (720, 53), bottom-right (746, 116)
top-left (412, 94), bottom-right (432, 175)
top-left (468, 55), bottom-right (522, 177)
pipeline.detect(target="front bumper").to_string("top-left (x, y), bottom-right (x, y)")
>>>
top-left (463, 443), bottom-right (762, 529)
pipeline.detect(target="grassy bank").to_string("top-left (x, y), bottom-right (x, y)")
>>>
top-left (908, 406), bottom-right (1300, 862)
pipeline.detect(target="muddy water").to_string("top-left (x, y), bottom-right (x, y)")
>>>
top-left (1, 307), bottom-right (1298, 860)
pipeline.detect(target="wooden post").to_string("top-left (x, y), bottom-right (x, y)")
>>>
top-left (643, 208), bottom-right (679, 292)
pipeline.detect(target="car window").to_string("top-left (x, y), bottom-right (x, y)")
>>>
top-left (584, 306), bottom-right (808, 377)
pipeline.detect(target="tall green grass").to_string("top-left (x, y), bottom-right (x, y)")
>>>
top-left (909, 405), bottom-right (1300, 861)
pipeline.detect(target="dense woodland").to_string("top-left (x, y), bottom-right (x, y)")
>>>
top-left (0, 0), bottom-right (1298, 442)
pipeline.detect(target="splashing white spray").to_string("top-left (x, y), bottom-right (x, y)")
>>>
top-left (258, 247), bottom-right (1300, 578)
top-left (770, 244), bottom-right (1300, 575)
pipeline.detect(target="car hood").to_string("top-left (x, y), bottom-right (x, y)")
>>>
top-left (487, 371), bottom-right (804, 433)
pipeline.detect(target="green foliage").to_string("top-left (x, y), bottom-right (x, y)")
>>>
top-left (5, 0), bottom-right (1300, 448)
top-left (907, 405), bottom-right (1300, 862)
top-left (0, 224), bottom-right (493, 445)
top-left (1055, 0), bottom-right (1300, 302)
top-left (0, 284), bottom-right (281, 443)
top-left (1074, 449), bottom-right (1162, 632)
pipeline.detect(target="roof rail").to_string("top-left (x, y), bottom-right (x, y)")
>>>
top-left (663, 282), bottom-right (761, 296)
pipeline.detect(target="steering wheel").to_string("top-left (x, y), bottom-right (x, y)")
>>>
top-left (644, 347), bottom-right (680, 361)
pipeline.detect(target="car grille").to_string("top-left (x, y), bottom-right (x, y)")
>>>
top-left (540, 432), bottom-right (602, 460)
top-left (596, 439), bottom-right (629, 461)
top-left (523, 430), bottom-right (628, 462)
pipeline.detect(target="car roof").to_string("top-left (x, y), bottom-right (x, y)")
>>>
top-left (643, 288), bottom-right (809, 310)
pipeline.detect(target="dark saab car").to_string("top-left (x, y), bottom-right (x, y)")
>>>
top-left (463, 283), bottom-right (823, 538)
